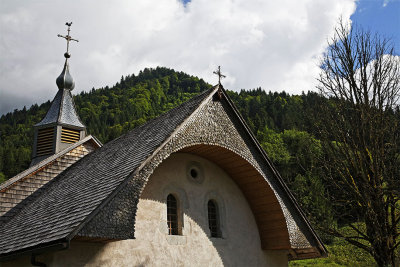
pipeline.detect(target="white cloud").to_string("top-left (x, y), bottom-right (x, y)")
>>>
top-left (0, 0), bottom-right (356, 114)
top-left (383, 0), bottom-right (392, 7)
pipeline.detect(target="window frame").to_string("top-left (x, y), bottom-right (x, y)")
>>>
top-left (167, 194), bottom-right (180, 235)
top-left (208, 199), bottom-right (222, 238)
top-left (162, 185), bottom-right (189, 238)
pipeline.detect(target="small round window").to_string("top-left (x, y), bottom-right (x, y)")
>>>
top-left (190, 169), bottom-right (198, 179)
top-left (186, 162), bottom-right (204, 184)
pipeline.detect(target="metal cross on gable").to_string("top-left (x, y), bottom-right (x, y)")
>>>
top-left (213, 66), bottom-right (226, 85)
top-left (57, 22), bottom-right (79, 58)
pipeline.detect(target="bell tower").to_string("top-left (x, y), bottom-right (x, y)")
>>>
top-left (31, 22), bottom-right (86, 165)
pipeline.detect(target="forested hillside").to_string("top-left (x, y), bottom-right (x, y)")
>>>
top-left (0, 67), bottom-right (387, 265)
top-left (0, 65), bottom-right (335, 237)
top-left (0, 67), bottom-right (322, 180)
top-left (0, 67), bottom-right (208, 180)
top-left (0, 66), bottom-right (331, 222)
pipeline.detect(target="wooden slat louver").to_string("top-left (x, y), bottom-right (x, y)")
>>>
top-left (36, 128), bottom-right (54, 156)
top-left (61, 128), bottom-right (80, 144)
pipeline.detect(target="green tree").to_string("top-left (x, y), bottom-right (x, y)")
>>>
top-left (257, 126), bottom-right (290, 165)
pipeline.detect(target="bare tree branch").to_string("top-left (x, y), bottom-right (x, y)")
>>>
top-left (317, 19), bottom-right (400, 266)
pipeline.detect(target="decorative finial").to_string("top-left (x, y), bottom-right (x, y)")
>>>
top-left (213, 66), bottom-right (226, 100)
top-left (56, 22), bottom-right (78, 90)
top-left (213, 66), bottom-right (226, 85)
top-left (57, 22), bottom-right (79, 58)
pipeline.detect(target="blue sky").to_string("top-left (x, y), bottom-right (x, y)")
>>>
top-left (351, 0), bottom-right (400, 53)
top-left (0, 0), bottom-right (399, 115)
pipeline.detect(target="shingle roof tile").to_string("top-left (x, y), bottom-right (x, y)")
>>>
top-left (35, 88), bottom-right (85, 128)
top-left (0, 87), bottom-right (215, 256)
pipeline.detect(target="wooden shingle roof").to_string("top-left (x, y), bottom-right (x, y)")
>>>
top-left (0, 135), bottom-right (101, 221)
top-left (0, 85), bottom-right (327, 260)
top-left (0, 87), bottom-right (214, 259)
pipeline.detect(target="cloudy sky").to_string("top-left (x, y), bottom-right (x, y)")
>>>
top-left (0, 0), bottom-right (399, 115)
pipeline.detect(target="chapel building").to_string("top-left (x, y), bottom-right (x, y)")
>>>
top-left (0, 25), bottom-right (327, 267)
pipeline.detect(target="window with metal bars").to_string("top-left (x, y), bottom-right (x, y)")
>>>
top-left (167, 194), bottom-right (179, 235)
top-left (208, 200), bottom-right (221, 238)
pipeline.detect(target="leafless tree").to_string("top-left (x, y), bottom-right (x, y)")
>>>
top-left (317, 19), bottom-right (400, 266)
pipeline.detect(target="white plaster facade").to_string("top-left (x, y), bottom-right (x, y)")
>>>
top-left (1, 153), bottom-right (288, 267)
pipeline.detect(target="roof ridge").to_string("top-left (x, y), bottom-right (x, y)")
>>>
top-left (97, 87), bottom-right (217, 148)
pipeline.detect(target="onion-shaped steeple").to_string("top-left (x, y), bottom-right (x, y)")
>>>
top-left (56, 59), bottom-right (75, 90)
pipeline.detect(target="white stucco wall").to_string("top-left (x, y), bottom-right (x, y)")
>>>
top-left (1, 153), bottom-right (288, 267)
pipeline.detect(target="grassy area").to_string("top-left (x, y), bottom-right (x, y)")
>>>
top-left (290, 237), bottom-right (376, 267)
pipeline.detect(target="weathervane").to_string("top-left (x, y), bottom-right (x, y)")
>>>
top-left (213, 66), bottom-right (226, 85)
top-left (57, 22), bottom-right (79, 58)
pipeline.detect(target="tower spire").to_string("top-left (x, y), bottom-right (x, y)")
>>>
top-left (31, 22), bottom-right (86, 165)
top-left (56, 22), bottom-right (79, 91)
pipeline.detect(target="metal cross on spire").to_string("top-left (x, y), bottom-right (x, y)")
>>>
top-left (213, 66), bottom-right (226, 85)
top-left (57, 22), bottom-right (79, 58)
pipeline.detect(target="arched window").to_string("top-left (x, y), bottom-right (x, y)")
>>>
top-left (167, 194), bottom-right (179, 235)
top-left (208, 200), bottom-right (221, 238)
